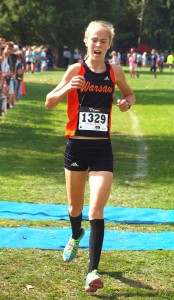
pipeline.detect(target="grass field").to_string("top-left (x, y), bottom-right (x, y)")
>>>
top-left (0, 66), bottom-right (174, 299)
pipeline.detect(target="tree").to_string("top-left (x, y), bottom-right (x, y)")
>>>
top-left (1, 0), bottom-right (174, 63)
top-left (141, 0), bottom-right (174, 50)
top-left (0, 0), bottom-right (44, 45)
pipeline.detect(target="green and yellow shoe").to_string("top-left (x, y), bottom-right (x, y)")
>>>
top-left (63, 228), bottom-right (85, 262)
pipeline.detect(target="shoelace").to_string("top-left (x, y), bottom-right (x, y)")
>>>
top-left (66, 238), bottom-right (79, 253)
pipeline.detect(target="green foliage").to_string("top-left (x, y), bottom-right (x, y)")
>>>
top-left (0, 0), bottom-right (174, 51)
top-left (143, 0), bottom-right (174, 49)
top-left (0, 0), bottom-right (37, 43)
top-left (115, 0), bottom-right (140, 49)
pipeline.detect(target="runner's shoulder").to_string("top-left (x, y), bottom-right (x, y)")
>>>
top-left (66, 62), bottom-right (82, 76)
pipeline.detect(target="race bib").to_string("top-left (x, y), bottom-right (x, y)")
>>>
top-left (78, 107), bottom-right (109, 132)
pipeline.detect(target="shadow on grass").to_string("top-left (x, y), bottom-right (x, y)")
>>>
top-left (93, 271), bottom-right (174, 299)
top-left (102, 271), bottom-right (153, 290)
top-left (94, 291), bottom-right (174, 300)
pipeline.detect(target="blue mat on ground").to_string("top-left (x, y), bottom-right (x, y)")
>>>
top-left (0, 227), bottom-right (174, 250)
top-left (0, 201), bottom-right (174, 224)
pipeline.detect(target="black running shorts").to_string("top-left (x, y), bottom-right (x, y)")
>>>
top-left (64, 138), bottom-right (113, 172)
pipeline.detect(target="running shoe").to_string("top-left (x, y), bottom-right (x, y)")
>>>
top-left (63, 228), bottom-right (85, 262)
top-left (85, 269), bottom-right (104, 293)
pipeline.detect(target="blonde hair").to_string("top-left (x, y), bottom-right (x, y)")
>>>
top-left (83, 20), bottom-right (115, 47)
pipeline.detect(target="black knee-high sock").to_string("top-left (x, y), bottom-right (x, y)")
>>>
top-left (88, 219), bottom-right (104, 273)
top-left (69, 213), bottom-right (82, 239)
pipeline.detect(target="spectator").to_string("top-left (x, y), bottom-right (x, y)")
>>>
top-left (15, 51), bottom-right (25, 101)
top-left (0, 44), bottom-right (10, 106)
top-left (109, 51), bottom-right (120, 65)
top-left (47, 48), bottom-right (54, 70)
top-left (34, 47), bottom-right (42, 72)
top-left (167, 51), bottom-right (174, 72)
top-left (130, 48), bottom-right (137, 64)
top-left (128, 53), bottom-right (139, 78)
top-left (40, 47), bottom-right (47, 71)
top-left (25, 46), bottom-right (34, 73)
top-left (73, 48), bottom-right (82, 63)
top-left (0, 84), bottom-right (7, 115)
top-left (63, 47), bottom-right (71, 68)
top-left (150, 49), bottom-right (158, 78)
top-left (136, 53), bottom-right (142, 70)
top-left (3, 41), bottom-right (17, 108)
top-left (142, 52), bottom-right (147, 67)
top-left (157, 52), bottom-right (165, 72)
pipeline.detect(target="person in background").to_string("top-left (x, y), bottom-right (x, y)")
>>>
top-left (128, 53), bottom-right (134, 78)
top-left (63, 47), bottom-right (71, 69)
top-left (15, 51), bottom-right (25, 101)
top-left (109, 50), bottom-right (120, 65)
top-left (0, 45), bottom-right (5, 87)
top-left (45, 20), bottom-right (135, 293)
top-left (150, 49), bottom-right (158, 78)
top-left (142, 51), bottom-right (147, 67)
top-left (0, 84), bottom-right (7, 115)
top-left (0, 39), bottom-right (10, 112)
top-left (127, 53), bottom-right (139, 78)
top-left (35, 47), bottom-right (42, 72)
top-left (0, 44), bottom-right (11, 108)
top-left (157, 52), bottom-right (165, 72)
top-left (25, 46), bottom-right (33, 73)
top-left (166, 51), bottom-right (174, 72)
top-left (47, 48), bottom-right (54, 70)
top-left (136, 53), bottom-right (142, 71)
top-left (40, 47), bottom-right (47, 71)
top-left (130, 47), bottom-right (137, 64)
top-left (73, 48), bottom-right (82, 63)
top-left (4, 41), bottom-right (17, 108)
top-left (129, 48), bottom-right (139, 77)
top-left (117, 51), bottom-right (122, 64)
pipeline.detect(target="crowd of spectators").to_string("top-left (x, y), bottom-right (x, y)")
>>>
top-left (0, 39), bottom-right (24, 114)
top-left (0, 38), bottom-right (54, 116)
top-left (108, 48), bottom-right (174, 78)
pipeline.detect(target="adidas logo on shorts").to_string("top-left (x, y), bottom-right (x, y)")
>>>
top-left (104, 76), bottom-right (109, 80)
top-left (71, 162), bottom-right (79, 167)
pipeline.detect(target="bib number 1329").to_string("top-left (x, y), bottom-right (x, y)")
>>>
top-left (78, 107), bottom-right (109, 132)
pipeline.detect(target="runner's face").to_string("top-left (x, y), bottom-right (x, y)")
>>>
top-left (86, 27), bottom-right (110, 60)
